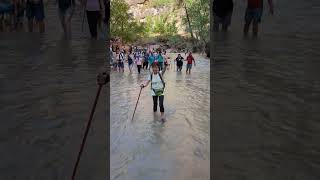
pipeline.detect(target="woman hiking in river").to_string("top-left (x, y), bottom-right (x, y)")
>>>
top-left (140, 63), bottom-right (166, 121)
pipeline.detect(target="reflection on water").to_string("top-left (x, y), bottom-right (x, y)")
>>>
top-left (212, 0), bottom-right (320, 179)
top-left (0, 6), bottom-right (107, 178)
top-left (111, 53), bottom-right (210, 180)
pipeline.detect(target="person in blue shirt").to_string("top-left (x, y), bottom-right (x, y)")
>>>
top-left (157, 51), bottom-right (164, 71)
top-left (143, 51), bottom-right (149, 70)
top-left (148, 51), bottom-right (155, 70)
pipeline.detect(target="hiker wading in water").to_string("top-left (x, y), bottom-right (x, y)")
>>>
top-left (185, 52), bottom-right (196, 74)
top-left (56, 0), bottom-right (75, 39)
top-left (244, 0), bottom-right (274, 37)
top-left (81, 0), bottom-right (104, 39)
top-left (140, 63), bottom-right (166, 121)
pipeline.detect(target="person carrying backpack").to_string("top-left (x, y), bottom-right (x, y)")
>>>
top-left (116, 49), bottom-right (124, 72)
top-left (136, 53), bottom-right (143, 74)
top-left (185, 52), bottom-right (196, 74)
top-left (175, 54), bottom-right (184, 72)
top-left (127, 52), bottom-right (134, 73)
top-left (157, 51), bottom-right (164, 71)
top-left (143, 52), bottom-right (149, 70)
top-left (140, 63), bottom-right (166, 121)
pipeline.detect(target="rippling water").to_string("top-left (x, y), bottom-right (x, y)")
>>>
top-left (0, 3), bottom-right (107, 179)
top-left (212, 0), bottom-right (320, 179)
top-left (111, 53), bottom-right (210, 180)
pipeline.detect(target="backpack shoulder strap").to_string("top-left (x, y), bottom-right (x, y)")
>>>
top-left (150, 73), bottom-right (153, 89)
top-left (159, 73), bottom-right (165, 87)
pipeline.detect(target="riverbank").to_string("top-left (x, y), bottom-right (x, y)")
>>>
top-left (111, 35), bottom-right (210, 57)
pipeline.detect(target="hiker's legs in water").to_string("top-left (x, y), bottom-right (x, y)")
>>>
top-left (252, 9), bottom-right (262, 37)
top-left (213, 14), bottom-right (220, 32)
top-left (59, 10), bottom-right (67, 36)
top-left (37, 21), bottom-right (45, 33)
top-left (244, 8), bottom-right (253, 36)
top-left (86, 11), bottom-right (99, 39)
top-left (0, 16), bottom-right (2, 32)
top-left (117, 63), bottom-right (120, 72)
top-left (65, 7), bottom-right (74, 38)
top-left (34, 1), bottom-right (45, 33)
top-left (186, 64), bottom-right (192, 74)
top-left (222, 12), bottom-right (232, 32)
top-left (27, 19), bottom-right (33, 32)
top-left (153, 96), bottom-right (158, 112)
top-left (137, 65), bottom-right (141, 74)
top-left (252, 23), bottom-right (259, 37)
top-left (159, 95), bottom-right (164, 117)
top-left (26, 1), bottom-right (33, 32)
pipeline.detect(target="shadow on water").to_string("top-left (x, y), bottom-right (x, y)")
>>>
top-left (212, 0), bottom-right (320, 179)
top-left (111, 53), bottom-right (210, 180)
top-left (0, 34), bottom-right (107, 179)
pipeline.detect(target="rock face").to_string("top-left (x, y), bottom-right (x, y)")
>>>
top-left (125, 0), bottom-right (187, 35)
top-left (126, 0), bottom-right (146, 6)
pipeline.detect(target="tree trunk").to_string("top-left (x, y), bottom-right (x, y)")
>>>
top-left (184, 2), bottom-right (194, 39)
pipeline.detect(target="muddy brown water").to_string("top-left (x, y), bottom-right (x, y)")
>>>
top-left (110, 53), bottom-right (210, 180)
top-left (0, 2), bottom-right (108, 179)
top-left (212, 0), bottom-right (320, 179)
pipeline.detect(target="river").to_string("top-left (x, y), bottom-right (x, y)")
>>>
top-left (0, 2), bottom-right (108, 180)
top-left (212, 0), bottom-right (320, 179)
top-left (110, 53), bottom-right (210, 180)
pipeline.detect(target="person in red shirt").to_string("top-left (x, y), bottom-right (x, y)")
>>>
top-left (244, 0), bottom-right (274, 37)
top-left (185, 52), bottom-right (196, 74)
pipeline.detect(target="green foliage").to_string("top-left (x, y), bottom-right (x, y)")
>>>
top-left (110, 0), bottom-right (144, 42)
top-left (183, 0), bottom-right (210, 44)
top-left (149, 0), bottom-right (174, 8)
top-left (110, 0), bottom-right (208, 52)
top-left (144, 15), bottom-right (177, 37)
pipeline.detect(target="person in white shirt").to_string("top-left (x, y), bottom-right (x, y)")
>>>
top-left (136, 54), bottom-right (143, 74)
top-left (140, 63), bottom-right (166, 121)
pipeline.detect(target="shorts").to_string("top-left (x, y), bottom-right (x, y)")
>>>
top-left (26, 1), bottom-right (45, 21)
top-left (245, 8), bottom-right (262, 24)
top-left (214, 12), bottom-right (232, 27)
top-left (59, 6), bottom-right (74, 21)
top-left (118, 62), bottom-right (124, 68)
top-left (186, 64), bottom-right (192, 69)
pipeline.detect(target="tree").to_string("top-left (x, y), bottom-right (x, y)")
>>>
top-left (182, 0), bottom-right (209, 44)
top-left (110, 0), bottom-right (144, 42)
top-left (175, 0), bottom-right (194, 39)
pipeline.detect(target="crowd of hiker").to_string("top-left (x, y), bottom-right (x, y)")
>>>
top-left (109, 45), bottom-right (196, 75)
top-left (109, 44), bottom-right (197, 122)
top-left (213, 0), bottom-right (274, 36)
top-left (0, 0), bottom-right (108, 39)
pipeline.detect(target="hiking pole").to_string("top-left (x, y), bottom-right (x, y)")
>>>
top-left (131, 87), bottom-right (143, 121)
top-left (71, 72), bottom-right (108, 180)
top-left (71, 85), bottom-right (102, 180)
